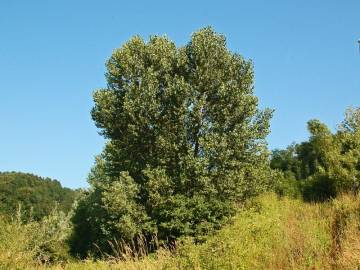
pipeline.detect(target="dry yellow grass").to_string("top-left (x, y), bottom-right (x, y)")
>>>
top-left (1, 192), bottom-right (360, 270)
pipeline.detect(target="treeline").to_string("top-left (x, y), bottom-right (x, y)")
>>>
top-left (0, 172), bottom-right (77, 221)
top-left (271, 107), bottom-right (360, 201)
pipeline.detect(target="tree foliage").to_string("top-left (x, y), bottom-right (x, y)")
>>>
top-left (0, 208), bottom-right (72, 266)
top-left (70, 27), bottom-right (274, 257)
top-left (271, 107), bottom-right (360, 201)
top-left (0, 172), bottom-right (77, 221)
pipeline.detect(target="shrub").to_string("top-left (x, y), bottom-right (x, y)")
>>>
top-left (275, 175), bottom-right (302, 199)
top-left (0, 209), bottom-right (72, 269)
top-left (302, 174), bottom-right (337, 202)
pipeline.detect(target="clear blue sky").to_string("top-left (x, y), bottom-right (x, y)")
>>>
top-left (1, 1), bottom-right (359, 188)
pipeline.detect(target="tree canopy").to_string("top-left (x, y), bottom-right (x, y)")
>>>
top-left (271, 107), bottom-right (360, 201)
top-left (0, 172), bottom-right (77, 221)
top-left (70, 27), bottom-right (274, 257)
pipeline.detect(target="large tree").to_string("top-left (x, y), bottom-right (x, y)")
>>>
top-left (70, 27), bottom-right (273, 257)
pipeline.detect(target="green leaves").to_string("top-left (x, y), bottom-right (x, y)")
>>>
top-left (0, 172), bottom-right (77, 222)
top-left (72, 27), bottom-right (273, 257)
top-left (272, 107), bottom-right (360, 201)
top-left (101, 172), bottom-right (151, 241)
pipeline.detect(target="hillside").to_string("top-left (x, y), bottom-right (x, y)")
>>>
top-left (0, 172), bottom-right (77, 221)
top-left (1, 192), bottom-right (359, 269)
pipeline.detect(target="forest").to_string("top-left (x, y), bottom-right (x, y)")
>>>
top-left (0, 172), bottom-right (77, 221)
top-left (0, 28), bottom-right (359, 269)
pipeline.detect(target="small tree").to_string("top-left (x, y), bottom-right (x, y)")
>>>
top-left (70, 27), bottom-right (273, 257)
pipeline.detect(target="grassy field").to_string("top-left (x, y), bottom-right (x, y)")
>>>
top-left (1, 193), bottom-right (359, 270)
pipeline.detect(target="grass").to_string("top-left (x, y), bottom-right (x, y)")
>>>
top-left (1, 193), bottom-right (359, 270)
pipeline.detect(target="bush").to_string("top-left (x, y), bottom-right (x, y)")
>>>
top-left (302, 174), bottom-right (337, 202)
top-left (0, 209), bottom-right (72, 269)
top-left (275, 175), bottom-right (302, 199)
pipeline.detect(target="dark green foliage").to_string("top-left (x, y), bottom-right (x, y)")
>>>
top-left (270, 120), bottom-right (332, 181)
top-left (275, 176), bottom-right (302, 199)
top-left (272, 107), bottom-right (360, 201)
top-left (0, 172), bottom-right (77, 221)
top-left (270, 145), bottom-right (302, 180)
top-left (69, 190), bottom-right (106, 257)
top-left (71, 27), bottom-right (274, 257)
top-left (302, 175), bottom-right (337, 202)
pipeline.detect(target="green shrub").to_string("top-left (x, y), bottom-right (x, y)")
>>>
top-left (275, 175), bottom-right (302, 199)
top-left (302, 174), bottom-right (337, 202)
top-left (0, 209), bottom-right (72, 269)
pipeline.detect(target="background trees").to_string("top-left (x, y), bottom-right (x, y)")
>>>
top-left (271, 107), bottom-right (360, 201)
top-left (0, 172), bottom-right (77, 221)
top-left (70, 27), bottom-right (274, 257)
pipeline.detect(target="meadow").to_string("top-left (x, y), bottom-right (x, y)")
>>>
top-left (1, 192), bottom-right (359, 270)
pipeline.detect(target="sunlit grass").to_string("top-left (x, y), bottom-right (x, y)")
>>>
top-left (1, 192), bottom-right (359, 270)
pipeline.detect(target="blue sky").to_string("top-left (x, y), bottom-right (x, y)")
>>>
top-left (0, 1), bottom-right (359, 188)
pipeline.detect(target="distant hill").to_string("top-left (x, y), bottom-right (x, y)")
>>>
top-left (0, 172), bottom-right (78, 220)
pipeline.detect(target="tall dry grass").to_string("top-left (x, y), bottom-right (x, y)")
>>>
top-left (1, 193), bottom-right (359, 270)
